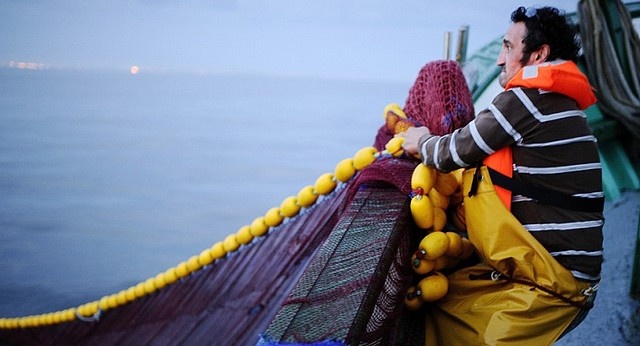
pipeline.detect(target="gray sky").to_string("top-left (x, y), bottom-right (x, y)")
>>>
top-left (1, 1), bottom-right (583, 81)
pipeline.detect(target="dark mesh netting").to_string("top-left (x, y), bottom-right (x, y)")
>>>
top-left (262, 183), bottom-right (424, 345)
top-left (347, 186), bottom-right (425, 346)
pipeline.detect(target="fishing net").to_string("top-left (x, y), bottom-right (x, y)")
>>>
top-left (403, 60), bottom-right (475, 136)
top-left (373, 60), bottom-right (475, 150)
top-left (261, 61), bottom-right (474, 345)
top-left (261, 183), bottom-right (423, 345)
top-left (0, 189), bottom-right (349, 346)
top-left (0, 60), bottom-right (474, 345)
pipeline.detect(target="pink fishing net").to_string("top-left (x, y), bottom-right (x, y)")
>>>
top-left (368, 59), bottom-right (474, 203)
top-left (374, 60), bottom-right (475, 151)
top-left (403, 60), bottom-right (475, 135)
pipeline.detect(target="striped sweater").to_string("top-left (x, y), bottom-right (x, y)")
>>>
top-left (417, 62), bottom-right (604, 281)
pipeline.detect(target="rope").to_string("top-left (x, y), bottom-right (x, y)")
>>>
top-left (0, 121), bottom-right (403, 330)
top-left (0, 60), bottom-right (475, 331)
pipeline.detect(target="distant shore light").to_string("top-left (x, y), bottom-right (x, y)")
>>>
top-left (7, 61), bottom-right (46, 70)
top-left (130, 65), bottom-right (140, 75)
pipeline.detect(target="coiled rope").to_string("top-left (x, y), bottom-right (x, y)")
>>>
top-left (578, 0), bottom-right (640, 157)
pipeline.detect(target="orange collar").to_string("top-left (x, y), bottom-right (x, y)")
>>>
top-left (505, 60), bottom-right (597, 110)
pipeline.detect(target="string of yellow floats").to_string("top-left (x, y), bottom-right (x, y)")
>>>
top-left (0, 103), bottom-right (475, 329)
top-left (378, 103), bottom-right (475, 311)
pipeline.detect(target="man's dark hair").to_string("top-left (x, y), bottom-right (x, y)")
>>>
top-left (511, 6), bottom-right (581, 64)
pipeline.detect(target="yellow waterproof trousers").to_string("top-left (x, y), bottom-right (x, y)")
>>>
top-left (425, 167), bottom-right (593, 345)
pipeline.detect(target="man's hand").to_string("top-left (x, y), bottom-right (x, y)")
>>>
top-left (398, 126), bottom-right (431, 158)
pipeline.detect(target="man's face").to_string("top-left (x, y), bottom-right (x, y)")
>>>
top-left (496, 22), bottom-right (529, 88)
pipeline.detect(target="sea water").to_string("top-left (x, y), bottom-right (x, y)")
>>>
top-left (0, 68), bottom-right (411, 317)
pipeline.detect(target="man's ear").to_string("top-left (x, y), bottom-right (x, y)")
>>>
top-left (533, 44), bottom-right (551, 63)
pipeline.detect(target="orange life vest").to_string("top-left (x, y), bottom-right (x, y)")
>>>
top-left (483, 60), bottom-right (597, 210)
top-left (505, 60), bottom-right (597, 110)
top-left (483, 147), bottom-right (512, 209)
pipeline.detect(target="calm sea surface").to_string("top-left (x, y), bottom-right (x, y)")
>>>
top-left (0, 68), bottom-right (411, 316)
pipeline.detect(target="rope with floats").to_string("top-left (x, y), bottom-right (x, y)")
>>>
top-left (0, 101), bottom-right (479, 329)
top-left (0, 104), bottom-right (414, 330)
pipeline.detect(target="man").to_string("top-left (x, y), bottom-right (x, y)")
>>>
top-left (401, 6), bottom-right (604, 344)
